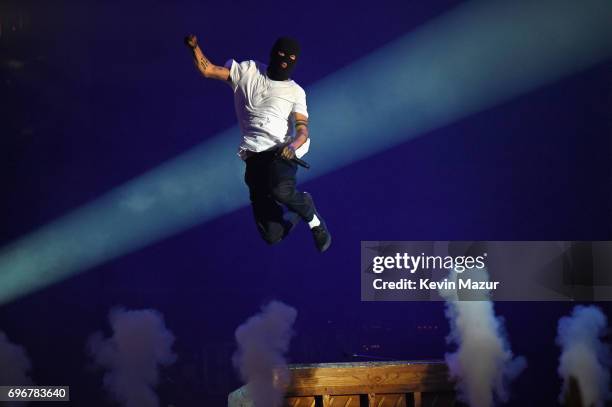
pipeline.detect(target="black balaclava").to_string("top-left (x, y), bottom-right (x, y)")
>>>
top-left (267, 37), bottom-right (300, 81)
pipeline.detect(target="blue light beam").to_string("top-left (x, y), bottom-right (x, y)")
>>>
top-left (1, 0), bottom-right (611, 304)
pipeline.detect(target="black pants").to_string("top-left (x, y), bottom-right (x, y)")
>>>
top-left (244, 150), bottom-right (314, 244)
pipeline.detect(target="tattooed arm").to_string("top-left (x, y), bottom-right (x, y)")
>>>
top-left (280, 112), bottom-right (309, 160)
top-left (291, 112), bottom-right (309, 150)
top-left (184, 34), bottom-right (230, 81)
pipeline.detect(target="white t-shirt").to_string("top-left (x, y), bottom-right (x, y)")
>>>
top-left (225, 59), bottom-right (310, 159)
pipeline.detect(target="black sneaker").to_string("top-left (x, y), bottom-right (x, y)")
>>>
top-left (303, 192), bottom-right (331, 252)
top-left (312, 223), bottom-right (331, 252)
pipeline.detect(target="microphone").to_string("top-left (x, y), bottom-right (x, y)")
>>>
top-left (275, 147), bottom-right (311, 169)
top-left (292, 157), bottom-right (310, 169)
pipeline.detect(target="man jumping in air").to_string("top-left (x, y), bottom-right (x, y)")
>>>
top-left (185, 34), bottom-right (331, 252)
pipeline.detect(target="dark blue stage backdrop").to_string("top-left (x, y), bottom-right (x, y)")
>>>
top-left (1, 0), bottom-right (611, 406)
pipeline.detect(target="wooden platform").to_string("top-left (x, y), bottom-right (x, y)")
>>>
top-left (229, 360), bottom-right (455, 407)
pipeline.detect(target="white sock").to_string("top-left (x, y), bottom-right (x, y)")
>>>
top-left (308, 214), bottom-right (321, 229)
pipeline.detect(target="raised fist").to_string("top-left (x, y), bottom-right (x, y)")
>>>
top-left (184, 34), bottom-right (198, 49)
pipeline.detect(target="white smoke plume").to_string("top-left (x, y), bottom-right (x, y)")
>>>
top-left (88, 308), bottom-right (177, 407)
top-left (0, 331), bottom-right (34, 407)
top-left (233, 301), bottom-right (297, 407)
top-left (440, 269), bottom-right (526, 407)
top-left (0, 331), bottom-right (32, 386)
top-left (557, 305), bottom-right (611, 407)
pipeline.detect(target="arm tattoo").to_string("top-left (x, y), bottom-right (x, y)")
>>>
top-left (295, 120), bottom-right (308, 129)
top-left (198, 56), bottom-right (210, 71)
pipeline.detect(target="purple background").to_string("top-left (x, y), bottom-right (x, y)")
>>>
top-left (1, 0), bottom-right (611, 405)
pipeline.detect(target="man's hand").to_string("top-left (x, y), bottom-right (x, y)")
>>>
top-left (184, 34), bottom-right (230, 81)
top-left (184, 34), bottom-right (198, 50)
top-left (279, 144), bottom-right (296, 161)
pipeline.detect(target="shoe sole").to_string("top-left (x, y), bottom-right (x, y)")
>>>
top-left (319, 233), bottom-right (332, 252)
